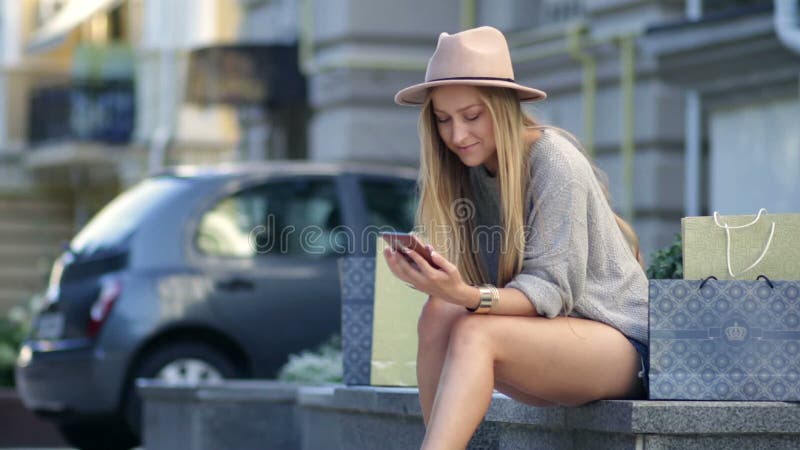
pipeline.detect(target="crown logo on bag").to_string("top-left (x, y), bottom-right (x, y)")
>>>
top-left (725, 322), bottom-right (747, 341)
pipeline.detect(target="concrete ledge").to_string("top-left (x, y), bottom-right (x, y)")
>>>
top-left (139, 380), bottom-right (302, 450)
top-left (304, 387), bottom-right (800, 449)
top-left (140, 381), bottom-right (800, 450)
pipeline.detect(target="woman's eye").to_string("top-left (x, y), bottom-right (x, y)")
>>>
top-left (465, 114), bottom-right (480, 121)
top-left (436, 117), bottom-right (450, 124)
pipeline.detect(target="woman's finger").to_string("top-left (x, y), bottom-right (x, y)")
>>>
top-left (396, 249), bottom-right (430, 287)
top-left (400, 247), bottom-right (436, 277)
top-left (389, 246), bottom-right (425, 284)
top-left (384, 247), bottom-right (413, 283)
top-left (428, 246), bottom-right (457, 275)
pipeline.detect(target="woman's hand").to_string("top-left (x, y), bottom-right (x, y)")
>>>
top-left (383, 244), bottom-right (476, 308)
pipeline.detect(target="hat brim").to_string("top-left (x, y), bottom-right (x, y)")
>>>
top-left (394, 79), bottom-right (547, 106)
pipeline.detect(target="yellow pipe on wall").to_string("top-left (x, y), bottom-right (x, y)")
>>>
top-left (461, 0), bottom-right (476, 30)
top-left (617, 33), bottom-right (637, 223)
top-left (299, 0), bottom-right (316, 74)
top-left (566, 24), bottom-right (596, 158)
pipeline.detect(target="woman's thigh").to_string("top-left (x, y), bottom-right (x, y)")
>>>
top-left (493, 381), bottom-right (557, 407)
top-left (450, 314), bottom-right (642, 406)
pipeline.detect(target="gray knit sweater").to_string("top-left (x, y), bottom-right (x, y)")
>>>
top-left (469, 129), bottom-right (649, 344)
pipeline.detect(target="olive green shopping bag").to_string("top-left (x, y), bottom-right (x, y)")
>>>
top-left (682, 209), bottom-right (800, 280)
top-left (370, 237), bottom-right (427, 386)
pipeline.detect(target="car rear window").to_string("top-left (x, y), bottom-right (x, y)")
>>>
top-left (196, 178), bottom-right (342, 258)
top-left (70, 176), bottom-right (191, 255)
top-left (360, 178), bottom-right (417, 232)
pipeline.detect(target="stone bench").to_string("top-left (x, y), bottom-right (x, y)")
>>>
top-left (139, 256), bottom-right (800, 448)
top-left (139, 380), bottom-right (300, 450)
top-left (139, 380), bottom-right (800, 450)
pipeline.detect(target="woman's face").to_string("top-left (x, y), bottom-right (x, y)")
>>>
top-left (430, 85), bottom-right (497, 174)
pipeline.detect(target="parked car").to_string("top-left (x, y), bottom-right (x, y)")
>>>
top-left (15, 161), bottom-right (418, 450)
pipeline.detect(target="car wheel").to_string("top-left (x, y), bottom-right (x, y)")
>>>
top-left (123, 341), bottom-right (243, 442)
top-left (58, 418), bottom-right (137, 450)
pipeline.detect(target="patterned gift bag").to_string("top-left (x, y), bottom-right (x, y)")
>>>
top-left (649, 278), bottom-right (800, 400)
top-left (682, 209), bottom-right (800, 280)
top-left (339, 256), bottom-right (376, 385)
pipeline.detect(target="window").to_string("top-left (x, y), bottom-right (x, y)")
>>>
top-left (709, 97), bottom-right (800, 214)
top-left (71, 176), bottom-right (190, 255)
top-left (196, 178), bottom-right (342, 258)
top-left (360, 178), bottom-right (417, 232)
top-left (477, 0), bottom-right (585, 32)
top-left (702, 0), bottom-right (767, 16)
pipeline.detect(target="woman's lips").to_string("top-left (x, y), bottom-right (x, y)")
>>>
top-left (458, 143), bottom-right (478, 152)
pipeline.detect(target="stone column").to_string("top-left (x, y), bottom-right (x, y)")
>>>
top-left (305, 0), bottom-right (460, 164)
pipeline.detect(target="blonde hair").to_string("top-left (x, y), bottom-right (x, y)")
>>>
top-left (615, 215), bottom-right (645, 269)
top-left (415, 86), bottom-right (642, 293)
top-left (416, 87), bottom-right (532, 287)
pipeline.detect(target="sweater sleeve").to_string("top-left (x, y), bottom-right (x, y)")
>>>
top-left (505, 147), bottom-right (591, 318)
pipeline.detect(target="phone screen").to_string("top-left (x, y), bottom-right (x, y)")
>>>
top-left (380, 232), bottom-right (440, 269)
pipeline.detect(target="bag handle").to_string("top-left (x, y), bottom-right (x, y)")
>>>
top-left (698, 274), bottom-right (774, 290)
top-left (712, 208), bottom-right (776, 278)
top-left (756, 274), bottom-right (775, 289)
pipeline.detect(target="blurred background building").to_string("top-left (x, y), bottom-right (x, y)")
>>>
top-left (0, 0), bottom-right (798, 313)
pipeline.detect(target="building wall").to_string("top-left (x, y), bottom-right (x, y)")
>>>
top-left (305, 0), bottom-right (686, 259)
top-left (305, 0), bottom-right (460, 164)
top-left (710, 97), bottom-right (800, 215)
top-left (135, 0), bottom-right (243, 168)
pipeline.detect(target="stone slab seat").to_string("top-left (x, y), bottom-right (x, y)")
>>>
top-left (139, 380), bottom-right (800, 450)
top-left (139, 258), bottom-right (800, 449)
top-left (298, 385), bottom-right (800, 450)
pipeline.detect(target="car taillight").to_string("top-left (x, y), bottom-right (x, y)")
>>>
top-left (88, 278), bottom-right (122, 338)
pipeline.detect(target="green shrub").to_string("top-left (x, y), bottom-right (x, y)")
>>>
top-left (646, 233), bottom-right (683, 279)
top-left (277, 334), bottom-right (342, 384)
top-left (0, 306), bottom-right (31, 386)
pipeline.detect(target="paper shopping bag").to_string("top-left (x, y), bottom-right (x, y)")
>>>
top-left (649, 278), bottom-right (800, 400)
top-left (339, 256), bottom-right (376, 385)
top-left (370, 238), bottom-right (426, 386)
top-left (682, 209), bottom-right (800, 280)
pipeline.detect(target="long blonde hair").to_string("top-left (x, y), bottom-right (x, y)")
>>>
top-left (416, 87), bottom-right (531, 287)
top-left (415, 86), bottom-right (639, 290)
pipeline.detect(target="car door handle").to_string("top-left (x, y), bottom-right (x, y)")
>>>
top-left (215, 278), bottom-right (255, 292)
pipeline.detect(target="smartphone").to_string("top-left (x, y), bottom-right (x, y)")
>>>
top-left (380, 232), bottom-right (440, 269)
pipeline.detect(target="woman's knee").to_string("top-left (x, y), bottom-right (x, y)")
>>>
top-left (417, 296), bottom-right (466, 345)
top-left (447, 313), bottom-right (491, 355)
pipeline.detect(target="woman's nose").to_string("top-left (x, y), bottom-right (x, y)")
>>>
top-left (452, 121), bottom-right (469, 145)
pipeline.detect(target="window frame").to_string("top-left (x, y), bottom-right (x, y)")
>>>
top-left (188, 174), bottom-right (344, 262)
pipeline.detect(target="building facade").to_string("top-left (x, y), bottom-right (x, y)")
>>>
top-left (0, 0), bottom-right (301, 312)
top-left (0, 0), bottom-right (797, 312)
top-left (304, 0), bottom-right (689, 257)
top-left (303, 0), bottom-right (799, 261)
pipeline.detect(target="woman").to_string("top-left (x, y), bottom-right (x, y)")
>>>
top-left (384, 26), bottom-right (649, 449)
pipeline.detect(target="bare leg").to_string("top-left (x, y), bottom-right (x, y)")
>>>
top-left (416, 296), bottom-right (468, 427)
top-left (494, 381), bottom-right (557, 407)
top-left (421, 315), bottom-right (642, 450)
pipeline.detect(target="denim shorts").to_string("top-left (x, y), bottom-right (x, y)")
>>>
top-left (627, 338), bottom-right (649, 396)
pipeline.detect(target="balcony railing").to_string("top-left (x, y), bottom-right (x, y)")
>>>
top-left (28, 80), bottom-right (135, 146)
top-left (701, 0), bottom-right (771, 16)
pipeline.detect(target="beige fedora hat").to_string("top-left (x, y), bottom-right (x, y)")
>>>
top-left (394, 26), bottom-right (547, 106)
